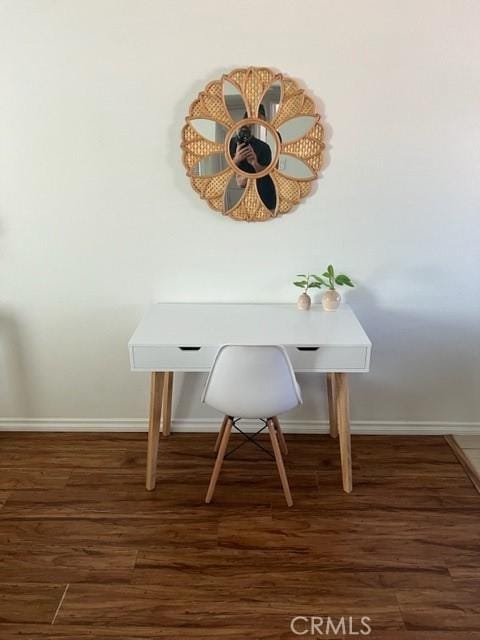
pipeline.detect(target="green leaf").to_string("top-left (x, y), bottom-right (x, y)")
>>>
top-left (335, 274), bottom-right (354, 287)
top-left (322, 272), bottom-right (330, 278)
top-left (309, 282), bottom-right (322, 288)
top-left (293, 281), bottom-right (307, 287)
top-left (296, 274), bottom-right (306, 277)
top-left (327, 264), bottom-right (335, 277)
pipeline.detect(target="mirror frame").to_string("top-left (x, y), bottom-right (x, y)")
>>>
top-left (181, 66), bottom-right (325, 222)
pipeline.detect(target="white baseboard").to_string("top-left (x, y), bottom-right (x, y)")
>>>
top-left (0, 418), bottom-right (479, 435)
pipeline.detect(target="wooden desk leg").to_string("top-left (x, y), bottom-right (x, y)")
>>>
top-left (334, 372), bottom-right (352, 493)
top-left (161, 372), bottom-right (174, 437)
top-left (146, 371), bottom-right (165, 491)
top-left (326, 372), bottom-right (338, 438)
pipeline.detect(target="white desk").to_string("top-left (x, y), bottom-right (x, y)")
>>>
top-left (129, 303), bottom-right (371, 493)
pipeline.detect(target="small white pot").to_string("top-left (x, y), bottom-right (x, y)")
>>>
top-left (297, 292), bottom-right (312, 310)
top-left (322, 289), bottom-right (341, 311)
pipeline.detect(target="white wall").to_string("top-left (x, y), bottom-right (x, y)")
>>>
top-left (1, 0), bottom-right (479, 428)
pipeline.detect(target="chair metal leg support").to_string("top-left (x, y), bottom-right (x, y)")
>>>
top-left (224, 419), bottom-right (274, 460)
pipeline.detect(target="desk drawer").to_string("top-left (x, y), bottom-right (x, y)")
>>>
top-left (131, 346), bottom-right (217, 371)
top-left (286, 346), bottom-right (367, 371)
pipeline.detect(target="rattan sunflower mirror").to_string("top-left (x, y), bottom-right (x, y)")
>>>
top-left (181, 67), bottom-right (325, 222)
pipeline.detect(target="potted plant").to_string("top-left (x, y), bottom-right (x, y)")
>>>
top-left (293, 274), bottom-right (323, 310)
top-left (312, 265), bottom-right (354, 311)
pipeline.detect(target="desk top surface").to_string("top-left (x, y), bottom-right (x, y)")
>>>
top-left (129, 303), bottom-right (371, 348)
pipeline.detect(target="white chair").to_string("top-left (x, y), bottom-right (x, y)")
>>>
top-left (201, 345), bottom-right (303, 507)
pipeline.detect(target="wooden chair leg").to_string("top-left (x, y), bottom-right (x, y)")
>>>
top-left (206, 417), bottom-right (233, 504)
top-left (161, 372), bottom-right (174, 437)
top-left (271, 416), bottom-right (288, 455)
top-left (214, 416), bottom-right (228, 453)
top-left (326, 372), bottom-right (338, 438)
top-left (146, 372), bottom-right (165, 491)
top-left (267, 419), bottom-right (293, 507)
top-left (335, 372), bottom-right (352, 493)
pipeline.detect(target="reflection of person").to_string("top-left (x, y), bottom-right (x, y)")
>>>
top-left (229, 104), bottom-right (277, 212)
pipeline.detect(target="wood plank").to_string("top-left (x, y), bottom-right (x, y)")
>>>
top-left (0, 516), bottom-right (218, 548)
top-left (0, 433), bottom-right (147, 448)
top-left (448, 566), bottom-right (480, 588)
top-left (132, 545), bottom-right (455, 590)
top-left (0, 622), bottom-right (295, 639)
top-left (0, 544), bottom-right (136, 583)
top-left (55, 583), bottom-right (404, 630)
top-left (0, 448), bottom-right (131, 469)
top-left (0, 584), bottom-right (65, 624)
top-left (397, 589), bottom-right (480, 631)
top-left (0, 470), bottom-right (70, 490)
top-left (218, 524), bottom-right (480, 570)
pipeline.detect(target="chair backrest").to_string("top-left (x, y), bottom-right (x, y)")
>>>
top-left (202, 345), bottom-right (302, 419)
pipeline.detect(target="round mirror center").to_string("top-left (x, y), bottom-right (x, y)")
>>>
top-left (226, 119), bottom-right (279, 178)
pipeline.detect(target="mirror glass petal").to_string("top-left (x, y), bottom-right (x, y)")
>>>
top-left (278, 154), bottom-right (315, 179)
top-left (224, 173), bottom-right (245, 212)
top-left (189, 119), bottom-right (228, 143)
top-left (278, 116), bottom-right (316, 143)
top-left (256, 174), bottom-right (278, 213)
top-left (223, 80), bottom-right (247, 122)
top-left (259, 80), bottom-right (282, 122)
top-left (191, 153), bottom-right (228, 177)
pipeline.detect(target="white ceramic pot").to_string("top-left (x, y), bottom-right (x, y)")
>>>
top-left (297, 292), bottom-right (312, 310)
top-left (322, 289), bottom-right (341, 311)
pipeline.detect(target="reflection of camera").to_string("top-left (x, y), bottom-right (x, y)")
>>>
top-left (236, 126), bottom-right (252, 145)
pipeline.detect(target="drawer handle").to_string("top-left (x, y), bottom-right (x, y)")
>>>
top-left (178, 346), bottom-right (201, 351)
top-left (296, 347), bottom-right (319, 351)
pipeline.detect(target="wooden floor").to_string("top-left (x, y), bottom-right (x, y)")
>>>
top-left (0, 432), bottom-right (479, 639)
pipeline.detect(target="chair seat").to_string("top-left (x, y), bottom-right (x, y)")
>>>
top-left (202, 345), bottom-right (303, 419)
